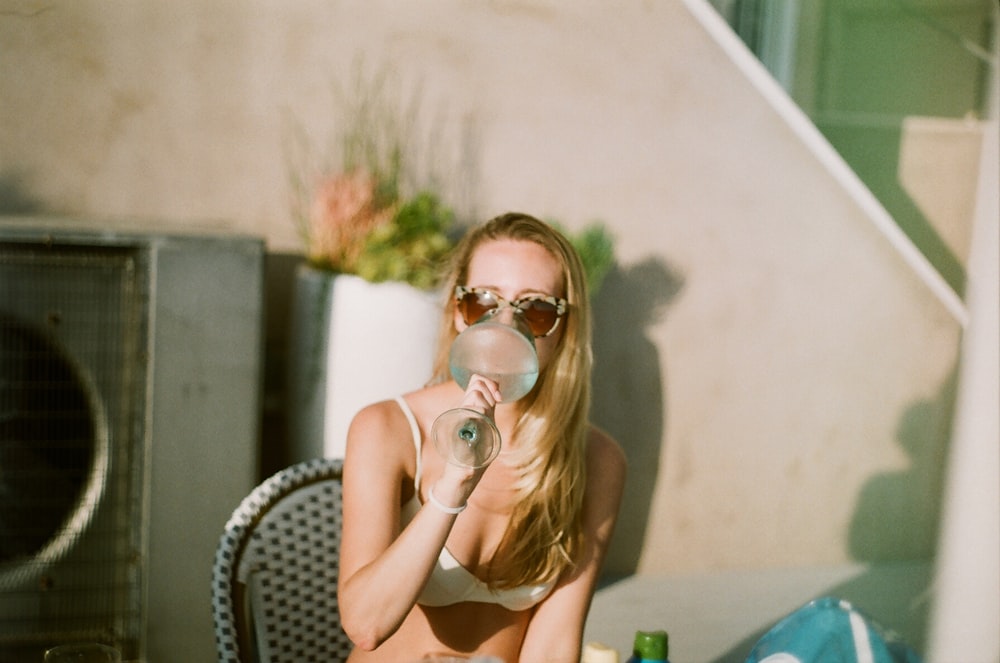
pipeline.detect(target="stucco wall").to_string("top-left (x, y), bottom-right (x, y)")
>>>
top-left (0, 1), bottom-right (963, 575)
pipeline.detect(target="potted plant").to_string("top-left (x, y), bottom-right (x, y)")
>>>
top-left (286, 66), bottom-right (463, 462)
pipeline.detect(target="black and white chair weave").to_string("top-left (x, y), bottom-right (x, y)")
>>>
top-left (212, 457), bottom-right (351, 663)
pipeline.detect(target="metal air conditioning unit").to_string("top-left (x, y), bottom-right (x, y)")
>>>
top-left (0, 218), bottom-right (263, 663)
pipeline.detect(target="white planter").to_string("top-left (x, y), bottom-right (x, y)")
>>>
top-left (288, 265), bottom-right (442, 461)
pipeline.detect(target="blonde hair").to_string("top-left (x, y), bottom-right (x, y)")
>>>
top-left (431, 212), bottom-right (592, 589)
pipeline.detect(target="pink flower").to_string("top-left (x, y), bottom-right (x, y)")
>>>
top-left (308, 170), bottom-right (394, 271)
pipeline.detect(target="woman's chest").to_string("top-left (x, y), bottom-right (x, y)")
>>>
top-left (440, 465), bottom-right (521, 577)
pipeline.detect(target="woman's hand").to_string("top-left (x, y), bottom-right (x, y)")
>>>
top-left (459, 373), bottom-right (501, 417)
top-left (434, 374), bottom-right (501, 506)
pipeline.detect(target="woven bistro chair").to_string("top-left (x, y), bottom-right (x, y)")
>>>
top-left (211, 457), bottom-right (352, 663)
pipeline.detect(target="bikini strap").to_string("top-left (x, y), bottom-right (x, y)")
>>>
top-left (394, 395), bottom-right (423, 491)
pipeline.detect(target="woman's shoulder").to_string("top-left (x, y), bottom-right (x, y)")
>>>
top-left (346, 384), bottom-right (457, 461)
top-left (350, 397), bottom-right (406, 434)
top-left (585, 425), bottom-right (626, 483)
top-left (586, 424), bottom-right (625, 461)
top-left (345, 397), bottom-right (419, 470)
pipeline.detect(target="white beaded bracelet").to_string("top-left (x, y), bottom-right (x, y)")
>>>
top-left (427, 484), bottom-right (467, 514)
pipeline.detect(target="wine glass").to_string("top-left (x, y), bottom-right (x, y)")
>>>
top-left (432, 308), bottom-right (539, 468)
top-left (44, 643), bottom-right (121, 663)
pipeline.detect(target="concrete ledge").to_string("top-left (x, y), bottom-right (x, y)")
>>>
top-left (584, 561), bottom-right (932, 663)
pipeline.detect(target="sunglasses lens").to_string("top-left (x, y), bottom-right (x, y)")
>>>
top-left (518, 299), bottom-right (560, 336)
top-left (457, 288), bottom-right (565, 337)
top-left (458, 291), bottom-right (498, 324)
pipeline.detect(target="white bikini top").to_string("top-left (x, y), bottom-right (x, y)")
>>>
top-left (394, 396), bottom-right (556, 612)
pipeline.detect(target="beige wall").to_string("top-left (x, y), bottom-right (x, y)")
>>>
top-left (0, 1), bottom-right (967, 574)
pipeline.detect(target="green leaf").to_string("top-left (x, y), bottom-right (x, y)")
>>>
top-left (549, 220), bottom-right (616, 296)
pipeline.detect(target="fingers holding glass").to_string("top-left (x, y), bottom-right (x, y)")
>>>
top-left (461, 373), bottom-right (501, 412)
top-left (432, 293), bottom-right (541, 469)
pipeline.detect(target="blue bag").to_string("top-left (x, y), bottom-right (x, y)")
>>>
top-left (744, 597), bottom-right (923, 663)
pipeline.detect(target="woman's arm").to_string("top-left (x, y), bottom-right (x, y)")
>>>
top-left (337, 400), bottom-right (459, 650)
top-left (517, 428), bottom-right (627, 663)
top-left (338, 380), bottom-right (499, 651)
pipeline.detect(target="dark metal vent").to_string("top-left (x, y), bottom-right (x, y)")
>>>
top-left (0, 243), bottom-right (146, 662)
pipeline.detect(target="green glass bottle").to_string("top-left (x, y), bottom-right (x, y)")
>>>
top-left (625, 629), bottom-right (669, 663)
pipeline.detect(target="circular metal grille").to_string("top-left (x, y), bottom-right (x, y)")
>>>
top-left (0, 315), bottom-right (109, 589)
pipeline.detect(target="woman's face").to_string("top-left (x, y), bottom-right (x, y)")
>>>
top-left (456, 238), bottom-right (566, 374)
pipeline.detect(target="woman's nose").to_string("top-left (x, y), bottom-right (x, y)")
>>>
top-left (491, 305), bottom-right (519, 326)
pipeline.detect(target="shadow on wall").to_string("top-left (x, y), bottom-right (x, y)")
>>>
top-left (261, 253), bottom-right (306, 480)
top-left (0, 172), bottom-right (44, 214)
top-left (591, 257), bottom-right (684, 576)
top-left (708, 367), bottom-right (958, 661)
top-left (848, 368), bottom-right (957, 564)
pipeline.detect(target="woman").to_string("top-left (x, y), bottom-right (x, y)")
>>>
top-left (338, 212), bottom-right (626, 662)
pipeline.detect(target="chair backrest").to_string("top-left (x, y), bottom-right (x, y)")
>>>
top-left (212, 457), bottom-right (352, 663)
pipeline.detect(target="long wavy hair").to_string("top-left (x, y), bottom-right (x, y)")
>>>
top-left (430, 212), bottom-right (592, 589)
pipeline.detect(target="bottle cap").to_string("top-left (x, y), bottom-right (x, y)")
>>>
top-left (633, 630), bottom-right (668, 660)
top-left (582, 641), bottom-right (619, 663)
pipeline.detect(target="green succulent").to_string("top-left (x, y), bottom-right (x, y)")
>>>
top-left (551, 221), bottom-right (616, 297)
top-left (354, 191), bottom-right (455, 290)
